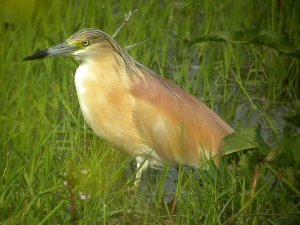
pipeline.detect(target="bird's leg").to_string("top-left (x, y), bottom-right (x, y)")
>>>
top-left (134, 156), bottom-right (149, 188)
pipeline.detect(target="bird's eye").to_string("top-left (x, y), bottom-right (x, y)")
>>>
top-left (82, 40), bottom-right (89, 46)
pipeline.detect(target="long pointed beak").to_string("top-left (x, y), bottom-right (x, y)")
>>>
top-left (23, 42), bottom-right (76, 61)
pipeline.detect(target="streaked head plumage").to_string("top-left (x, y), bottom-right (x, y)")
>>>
top-left (67, 29), bottom-right (109, 50)
top-left (23, 28), bottom-right (120, 61)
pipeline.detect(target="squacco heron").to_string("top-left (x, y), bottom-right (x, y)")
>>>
top-left (24, 29), bottom-right (234, 185)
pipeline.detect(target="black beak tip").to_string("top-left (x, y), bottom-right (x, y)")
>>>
top-left (23, 49), bottom-right (49, 61)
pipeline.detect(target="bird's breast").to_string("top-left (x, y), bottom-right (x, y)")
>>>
top-left (75, 63), bottom-right (101, 133)
top-left (74, 62), bottom-right (153, 157)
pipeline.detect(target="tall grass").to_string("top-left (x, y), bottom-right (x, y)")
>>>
top-left (1, 0), bottom-right (299, 224)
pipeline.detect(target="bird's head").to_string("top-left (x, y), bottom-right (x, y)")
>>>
top-left (23, 28), bottom-right (118, 61)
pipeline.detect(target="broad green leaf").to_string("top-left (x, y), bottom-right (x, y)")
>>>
top-left (223, 128), bottom-right (258, 155)
top-left (190, 30), bottom-right (300, 58)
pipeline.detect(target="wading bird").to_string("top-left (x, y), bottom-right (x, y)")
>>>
top-left (24, 29), bottom-right (234, 186)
